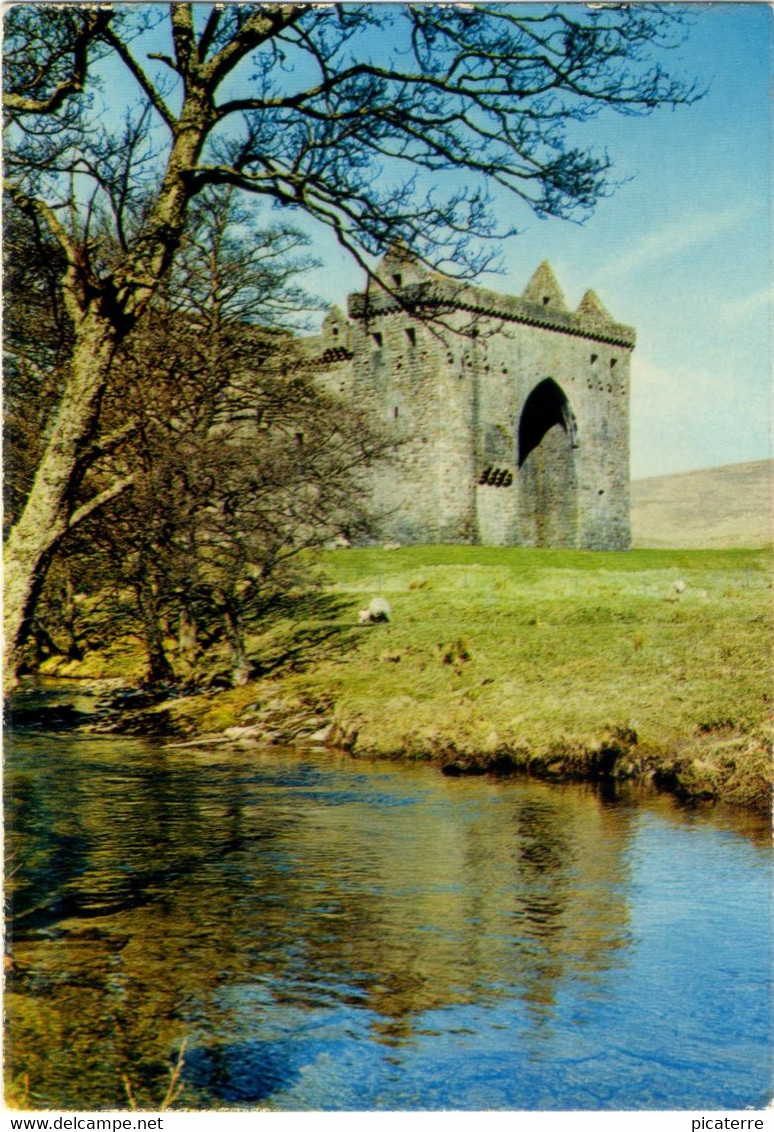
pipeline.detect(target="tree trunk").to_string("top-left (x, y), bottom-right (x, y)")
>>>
top-left (136, 574), bottom-right (175, 686)
top-left (32, 622), bottom-right (62, 666)
top-left (178, 607), bottom-right (198, 673)
top-left (223, 603), bottom-right (250, 686)
top-left (3, 313), bottom-right (117, 681)
top-left (59, 569), bottom-right (84, 661)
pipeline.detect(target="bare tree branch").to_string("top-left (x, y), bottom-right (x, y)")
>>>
top-left (67, 476), bottom-right (135, 531)
top-left (203, 6), bottom-right (307, 88)
top-left (101, 27), bottom-right (176, 132)
top-left (3, 9), bottom-right (111, 116)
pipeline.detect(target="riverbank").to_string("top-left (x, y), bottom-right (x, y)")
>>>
top-left (30, 546), bottom-right (773, 813)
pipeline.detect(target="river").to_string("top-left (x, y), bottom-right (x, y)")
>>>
top-left (5, 709), bottom-right (772, 1111)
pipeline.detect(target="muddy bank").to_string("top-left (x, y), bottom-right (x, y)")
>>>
top-left (17, 677), bottom-right (769, 815)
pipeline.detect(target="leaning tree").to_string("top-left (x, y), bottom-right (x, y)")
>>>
top-left (3, 3), bottom-right (698, 677)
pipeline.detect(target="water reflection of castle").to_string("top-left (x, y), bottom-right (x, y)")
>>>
top-left (8, 748), bottom-right (637, 1106)
top-left (283, 770), bottom-right (635, 1043)
top-left (10, 741), bottom-right (770, 1108)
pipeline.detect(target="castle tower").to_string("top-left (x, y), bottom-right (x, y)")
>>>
top-left (310, 252), bottom-right (635, 550)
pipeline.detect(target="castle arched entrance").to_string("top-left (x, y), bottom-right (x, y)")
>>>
top-left (518, 379), bottom-right (579, 548)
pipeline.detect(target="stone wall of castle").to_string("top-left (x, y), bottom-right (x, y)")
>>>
top-left (308, 250), bottom-right (634, 550)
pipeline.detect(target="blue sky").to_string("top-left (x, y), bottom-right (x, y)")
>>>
top-left (299, 3), bottom-right (772, 480)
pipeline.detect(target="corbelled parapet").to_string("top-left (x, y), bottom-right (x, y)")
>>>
top-left (308, 344), bottom-right (354, 366)
top-left (348, 259), bottom-right (635, 349)
top-left (302, 303), bottom-right (354, 367)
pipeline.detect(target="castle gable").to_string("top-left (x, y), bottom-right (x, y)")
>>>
top-left (374, 242), bottom-right (432, 289)
top-left (521, 260), bottom-right (567, 310)
top-left (575, 288), bottom-right (617, 330)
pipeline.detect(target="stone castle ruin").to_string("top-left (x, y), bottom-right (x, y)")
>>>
top-left (306, 248), bottom-right (634, 550)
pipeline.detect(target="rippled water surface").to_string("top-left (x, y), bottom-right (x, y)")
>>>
top-left (5, 717), bottom-right (772, 1111)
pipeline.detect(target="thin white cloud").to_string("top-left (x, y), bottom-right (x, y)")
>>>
top-left (597, 204), bottom-right (752, 284)
top-left (718, 284), bottom-right (774, 324)
top-left (629, 354), bottom-right (771, 479)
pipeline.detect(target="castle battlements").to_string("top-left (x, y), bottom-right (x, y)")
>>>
top-left (346, 260), bottom-right (635, 350)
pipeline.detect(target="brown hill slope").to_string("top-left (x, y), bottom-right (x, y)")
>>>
top-left (631, 459), bottom-right (773, 548)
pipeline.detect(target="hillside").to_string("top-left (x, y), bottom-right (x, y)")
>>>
top-left (630, 460), bottom-right (773, 548)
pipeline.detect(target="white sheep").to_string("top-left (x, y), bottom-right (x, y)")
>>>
top-left (358, 597), bottom-right (392, 624)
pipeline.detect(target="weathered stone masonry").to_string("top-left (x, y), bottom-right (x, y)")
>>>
top-left (307, 248), bottom-right (634, 550)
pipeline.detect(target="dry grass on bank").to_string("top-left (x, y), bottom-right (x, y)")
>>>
top-left (630, 459), bottom-right (772, 549)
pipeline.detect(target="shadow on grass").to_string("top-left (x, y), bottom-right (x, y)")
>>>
top-left (247, 591), bottom-right (360, 680)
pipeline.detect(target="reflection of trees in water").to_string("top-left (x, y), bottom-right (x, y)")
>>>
top-left (6, 742), bottom-right (294, 1107)
top-left (6, 742), bottom-right (636, 1107)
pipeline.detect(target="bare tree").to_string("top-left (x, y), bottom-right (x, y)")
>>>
top-left (48, 187), bottom-right (384, 686)
top-left (69, 316), bottom-right (384, 688)
top-left (3, 4), bottom-right (698, 676)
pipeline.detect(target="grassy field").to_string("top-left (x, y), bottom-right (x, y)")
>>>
top-left (44, 545), bottom-right (772, 810)
top-left (176, 543), bottom-right (771, 810)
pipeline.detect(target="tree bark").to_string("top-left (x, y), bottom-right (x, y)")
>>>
top-left (31, 623), bottom-right (62, 667)
top-left (136, 574), bottom-right (175, 686)
top-left (60, 569), bottom-right (84, 661)
top-left (178, 607), bottom-right (199, 673)
top-left (223, 603), bottom-right (250, 686)
top-left (3, 313), bottom-right (117, 680)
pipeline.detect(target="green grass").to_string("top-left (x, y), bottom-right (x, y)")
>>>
top-left (47, 545), bottom-right (772, 809)
top-left (264, 545), bottom-right (772, 808)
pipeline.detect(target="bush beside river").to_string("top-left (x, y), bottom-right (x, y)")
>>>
top-left (31, 546), bottom-right (773, 813)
